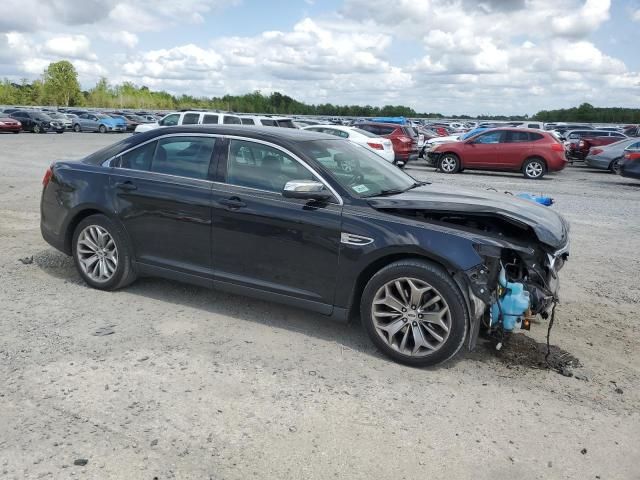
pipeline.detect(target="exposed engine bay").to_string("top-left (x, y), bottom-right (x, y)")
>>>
top-left (378, 207), bottom-right (570, 348)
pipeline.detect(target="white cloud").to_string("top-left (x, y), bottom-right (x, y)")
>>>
top-left (43, 35), bottom-right (96, 61)
top-left (100, 31), bottom-right (139, 49)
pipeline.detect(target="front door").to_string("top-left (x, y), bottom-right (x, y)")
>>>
top-left (110, 134), bottom-right (219, 278)
top-left (210, 138), bottom-right (343, 311)
top-left (463, 130), bottom-right (505, 167)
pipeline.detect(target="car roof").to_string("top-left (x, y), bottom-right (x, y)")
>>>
top-left (137, 125), bottom-right (330, 142)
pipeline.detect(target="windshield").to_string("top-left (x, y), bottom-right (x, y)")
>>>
top-left (300, 139), bottom-right (416, 198)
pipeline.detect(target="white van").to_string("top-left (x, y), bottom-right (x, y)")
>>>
top-left (134, 111), bottom-right (243, 134)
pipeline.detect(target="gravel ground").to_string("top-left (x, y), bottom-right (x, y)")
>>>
top-left (1, 133), bottom-right (639, 480)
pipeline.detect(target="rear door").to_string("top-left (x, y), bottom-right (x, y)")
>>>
top-left (109, 134), bottom-right (220, 279)
top-left (503, 130), bottom-right (533, 169)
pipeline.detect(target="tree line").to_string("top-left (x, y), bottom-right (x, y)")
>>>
top-left (1, 60), bottom-right (639, 123)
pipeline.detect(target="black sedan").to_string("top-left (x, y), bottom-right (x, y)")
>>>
top-left (9, 110), bottom-right (65, 134)
top-left (40, 126), bottom-right (570, 366)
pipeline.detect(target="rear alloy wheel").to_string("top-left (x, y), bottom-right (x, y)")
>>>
top-left (73, 124), bottom-right (81, 133)
top-left (98, 124), bottom-right (107, 134)
top-left (610, 158), bottom-right (621, 174)
top-left (361, 260), bottom-right (468, 367)
top-left (32, 124), bottom-right (41, 134)
top-left (522, 158), bottom-right (546, 179)
top-left (72, 214), bottom-right (136, 291)
top-left (438, 154), bottom-right (460, 174)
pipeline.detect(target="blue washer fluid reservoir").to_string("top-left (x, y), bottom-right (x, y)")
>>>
top-left (490, 269), bottom-right (531, 331)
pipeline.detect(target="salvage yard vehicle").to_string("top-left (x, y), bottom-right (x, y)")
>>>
top-left (9, 110), bottom-right (65, 134)
top-left (239, 115), bottom-right (297, 128)
top-left (618, 141), bottom-right (640, 180)
top-left (585, 138), bottom-right (639, 172)
top-left (40, 126), bottom-right (570, 367)
top-left (73, 113), bottom-right (126, 133)
top-left (428, 128), bottom-right (567, 179)
top-left (358, 122), bottom-right (419, 167)
top-left (567, 134), bottom-right (627, 162)
top-left (134, 111), bottom-right (243, 134)
top-left (0, 116), bottom-right (22, 133)
top-left (301, 125), bottom-right (395, 163)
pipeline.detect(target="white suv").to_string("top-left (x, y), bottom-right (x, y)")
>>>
top-left (134, 111), bottom-right (243, 134)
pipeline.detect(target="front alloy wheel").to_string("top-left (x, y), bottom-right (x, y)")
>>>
top-left (372, 278), bottom-right (452, 356)
top-left (361, 260), bottom-right (468, 367)
top-left (439, 154), bottom-right (460, 173)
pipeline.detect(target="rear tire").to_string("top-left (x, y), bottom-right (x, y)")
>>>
top-left (360, 259), bottom-right (468, 367)
top-left (98, 124), bottom-right (107, 134)
top-left (32, 124), bottom-right (41, 134)
top-left (438, 154), bottom-right (460, 174)
top-left (73, 124), bottom-right (81, 133)
top-left (609, 157), bottom-right (621, 174)
top-left (522, 157), bottom-right (546, 179)
top-left (72, 214), bottom-right (137, 291)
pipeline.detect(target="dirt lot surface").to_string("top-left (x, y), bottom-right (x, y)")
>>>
top-left (1, 133), bottom-right (639, 479)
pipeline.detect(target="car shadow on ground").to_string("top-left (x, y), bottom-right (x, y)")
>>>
top-left (407, 167), bottom-right (555, 181)
top-left (33, 248), bottom-right (477, 370)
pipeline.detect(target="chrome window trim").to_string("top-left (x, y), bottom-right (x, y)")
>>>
top-left (223, 135), bottom-right (344, 206)
top-left (100, 132), bottom-right (344, 206)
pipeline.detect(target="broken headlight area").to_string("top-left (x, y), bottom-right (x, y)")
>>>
top-left (465, 244), bottom-right (568, 346)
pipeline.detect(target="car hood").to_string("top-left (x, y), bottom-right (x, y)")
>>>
top-left (367, 185), bottom-right (569, 249)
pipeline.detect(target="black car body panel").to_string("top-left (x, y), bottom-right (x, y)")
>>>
top-left (41, 126), bottom-right (570, 349)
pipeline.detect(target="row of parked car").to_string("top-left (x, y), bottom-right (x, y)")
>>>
top-left (0, 107), bottom-right (164, 134)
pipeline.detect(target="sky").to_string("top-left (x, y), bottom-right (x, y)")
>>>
top-left (0, 0), bottom-right (639, 115)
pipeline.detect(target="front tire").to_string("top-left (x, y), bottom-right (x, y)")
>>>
top-left (438, 154), bottom-right (460, 174)
top-left (73, 124), bottom-right (81, 133)
top-left (360, 260), bottom-right (468, 367)
top-left (72, 214), bottom-right (137, 291)
top-left (98, 124), bottom-right (107, 134)
top-left (522, 158), bottom-right (546, 179)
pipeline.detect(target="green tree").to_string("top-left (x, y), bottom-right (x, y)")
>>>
top-left (43, 61), bottom-right (82, 107)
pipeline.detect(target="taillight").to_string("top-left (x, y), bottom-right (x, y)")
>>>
top-left (367, 142), bottom-right (384, 150)
top-left (625, 151), bottom-right (640, 160)
top-left (42, 166), bottom-right (53, 187)
top-left (551, 143), bottom-right (564, 152)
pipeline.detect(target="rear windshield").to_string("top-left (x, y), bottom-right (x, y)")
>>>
top-left (353, 128), bottom-right (379, 138)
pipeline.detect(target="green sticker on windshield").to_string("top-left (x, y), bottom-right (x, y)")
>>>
top-left (352, 184), bottom-right (369, 194)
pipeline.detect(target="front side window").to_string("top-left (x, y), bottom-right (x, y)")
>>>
top-left (474, 131), bottom-right (503, 144)
top-left (150, 137), bottom-right (216, 179)
top-left (159, 114), bottom-right (179, 126)
top-left (226, 140), bottom-right (316, 193)
top-left (182, 113), bottom-right (200, 125)
top-left (300, 139), bottom-right (415, 198)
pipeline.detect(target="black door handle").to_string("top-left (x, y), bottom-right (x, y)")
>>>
top-left (219, 197), bottom-right (246, 209)
top-left (115, 181), bottom-right (137, 191)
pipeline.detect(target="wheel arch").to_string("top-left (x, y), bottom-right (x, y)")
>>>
top-left (347, 251), bottom-right (459, 322)
top-left (63, 207), bottom-right (130, 256)
top-left (520, 154), bottom-right (548, 170)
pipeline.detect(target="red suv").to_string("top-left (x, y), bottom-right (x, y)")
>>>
top-left (428, 128), bottom-right (567, 179)
top-left (358, 122), bottom-right (418, 167)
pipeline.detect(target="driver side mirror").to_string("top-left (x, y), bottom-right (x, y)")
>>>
top-left (283, 180), bottom-right (333, 202)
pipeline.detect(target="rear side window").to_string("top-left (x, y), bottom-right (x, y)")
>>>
top-left (529, 132), bottom-right (544, 141)
top-left (241, 118), bottom-right (255, 125)
top-left (223, 116), bottom-right (241, 125)
top-left (507, 131), bottom-right (530, 143)
top-left (202, 114), bottom-right (219, 125)
top-left (182, 113), bottom-right (200, 125)
top-left (261, 119), bottom-right (276, 127)
top-left (276, 120), bottom-right (296, 128)
top-left (527, 124), bottom-right (540, 129)
top-left (119, 141), bottom-right (157, 171)
top-left (159, 114), bottom-right (179, 126)
top-left (150, 136), bottom-right (216, 180)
